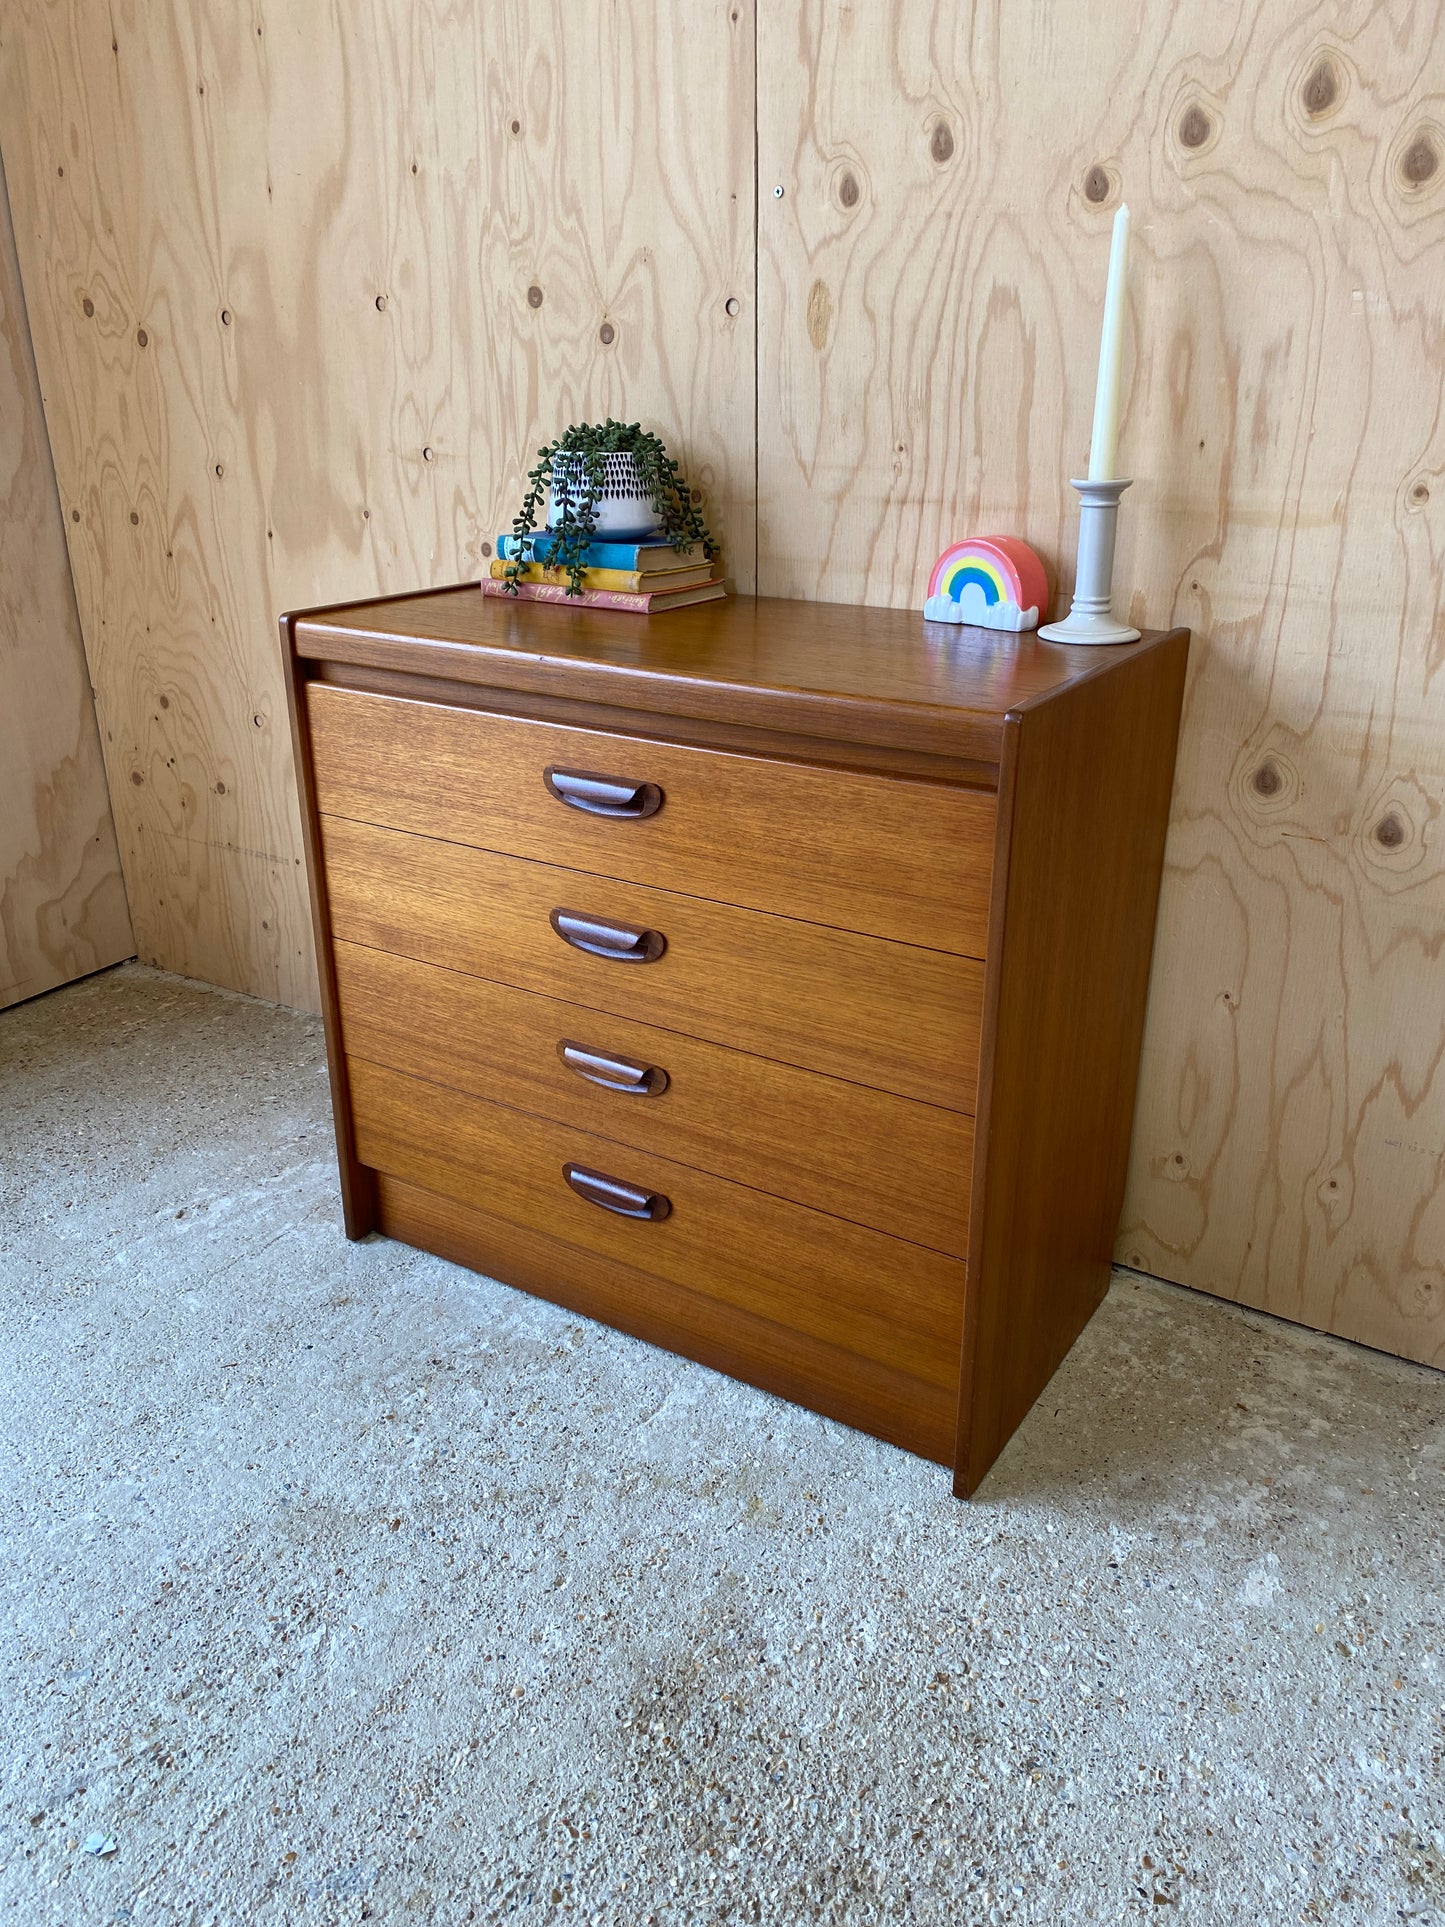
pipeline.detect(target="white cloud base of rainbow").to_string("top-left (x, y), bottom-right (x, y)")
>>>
top-left (923, 582), bottom-right (1039, 630)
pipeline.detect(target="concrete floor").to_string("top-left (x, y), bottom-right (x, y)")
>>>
top-left (1, 964), bottom-right (1443, 1927)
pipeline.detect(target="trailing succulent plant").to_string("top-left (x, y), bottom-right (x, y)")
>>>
top-left (504, 420), bottom-right (717, 596)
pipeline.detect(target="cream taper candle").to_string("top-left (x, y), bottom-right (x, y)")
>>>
top-left (1087, 203), bottom-right (1130, 481)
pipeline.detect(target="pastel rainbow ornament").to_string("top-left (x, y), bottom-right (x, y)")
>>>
top-left (923, 537), bottom-right (1050, 632)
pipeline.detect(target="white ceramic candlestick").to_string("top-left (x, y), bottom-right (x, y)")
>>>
top-left (1043, 202), bottom-right (1141, 644)
top-left (1038, 478), bottom-right (1142, 645)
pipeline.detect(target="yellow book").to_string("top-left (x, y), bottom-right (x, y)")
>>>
top-left (489, 558), bottom-right (715, 593)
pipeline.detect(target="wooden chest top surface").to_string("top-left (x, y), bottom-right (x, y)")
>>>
top-left (289, 584), bottom-right (1183, 767)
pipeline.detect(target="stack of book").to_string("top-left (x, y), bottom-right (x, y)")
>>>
top-left (483, 533), bottom-right (726, 612)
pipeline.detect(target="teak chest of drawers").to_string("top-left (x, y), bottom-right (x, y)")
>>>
top-left (282, 587), bottom-right (1188, 1495)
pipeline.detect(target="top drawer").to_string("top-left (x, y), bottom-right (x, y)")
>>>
top-left (306, 684), bottom-right (994, 956)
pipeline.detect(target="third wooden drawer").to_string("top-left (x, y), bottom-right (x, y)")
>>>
top-left (334, 941), bottom-right (972, 1257)
top-left (320, 815), bottom-right (984, 1112)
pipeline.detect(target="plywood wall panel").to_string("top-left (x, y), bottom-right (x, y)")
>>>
top-left (6, 0), bottom-right (1443, 1367)
top-left (0, 150), bottom-right (131, 1010)
top-left (0, 1), bottom-right (754, 1010)
top-left (758, 1), bottom-right (1445, 1367)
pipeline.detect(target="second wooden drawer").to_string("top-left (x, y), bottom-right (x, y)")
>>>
top-left (321, 816), bottom-right (984, 1111)
top-left (335, 941), bottom-right (972, 1256)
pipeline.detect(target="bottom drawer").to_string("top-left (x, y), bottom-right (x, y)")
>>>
top-left (349, 1058), bottom-right (965, 1462)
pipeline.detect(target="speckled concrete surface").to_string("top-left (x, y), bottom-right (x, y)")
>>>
top-left (1, 964), bottom-right (1443, 1927)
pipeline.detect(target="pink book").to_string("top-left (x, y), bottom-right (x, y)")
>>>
top-left (481, 577), bottom-right (726, 613)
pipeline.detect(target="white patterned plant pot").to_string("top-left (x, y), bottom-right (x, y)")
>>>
top-left (548, 451), bottom-right (660, 540)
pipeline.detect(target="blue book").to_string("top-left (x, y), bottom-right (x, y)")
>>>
top-left (496, 531), bottom-right (705, 571)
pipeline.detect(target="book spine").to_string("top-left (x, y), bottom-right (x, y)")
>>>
top-left (482, 579), bottom-right (653, 611)
top-left (496, 533), bottom-right (702, 570)
top-left (489, 560), bottom-right (650, 592)
top-left (481, 579), bottom-right (717, 612)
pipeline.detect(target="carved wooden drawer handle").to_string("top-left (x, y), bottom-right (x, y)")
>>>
top-left (549, 907), bottom-right (666, 963)
top-left (563, 1162), bottom-right (672, 1221)
top-left (544, 765), bottom-right (664, 819)
top-left (558, 1039), bottom-right (669, 1096)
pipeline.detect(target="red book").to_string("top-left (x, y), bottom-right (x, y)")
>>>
top-left (481, 576), bottom-right (726, 613)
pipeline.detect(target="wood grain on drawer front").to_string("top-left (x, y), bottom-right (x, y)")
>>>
top-left (321, 817), bottom-right (983, 1111)
top-left (349, 1059), bottom-right (967, 1449)
top-left (374, 1173), bottom-right (958, 1464)
top-left (307, 685), bottom-right (995, 956)
top-left (334, 942), bottom-right (972, 1257)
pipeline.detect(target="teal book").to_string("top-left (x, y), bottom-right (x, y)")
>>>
top-left (496, 532), bottom-right (705, 571)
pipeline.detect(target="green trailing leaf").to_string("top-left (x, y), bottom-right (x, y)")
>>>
top-left (504, 419), bottom-right (717, 596)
